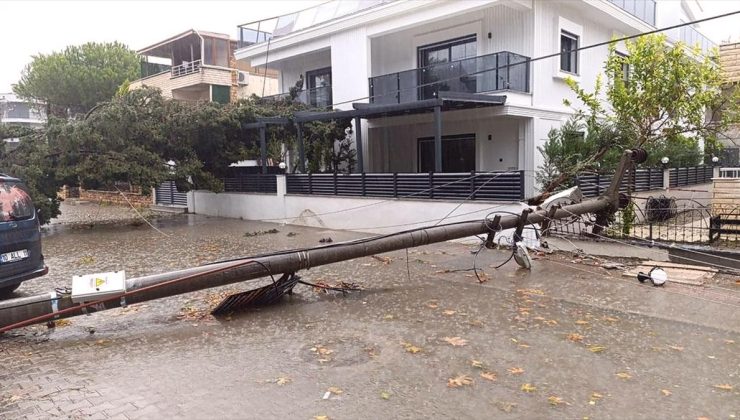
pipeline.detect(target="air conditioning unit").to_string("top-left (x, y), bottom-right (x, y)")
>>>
top-left (237, 71), bottom-right (249, 85)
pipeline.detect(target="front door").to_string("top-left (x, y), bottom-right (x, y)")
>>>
top-left (418, 134), bottom-right (476, 173)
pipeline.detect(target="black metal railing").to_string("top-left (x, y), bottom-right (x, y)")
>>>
top-left (261, 85), bottom-right (333, 108)
top-left (222, 175), bottom-right (278, 193)
top-left (285, 171), bottom-right (525, 201)
top-left (607, 0), bottom-right (656, 26)
top-left (369, 51), bottom-right (530, 105)
top-left (576, 168), bottom-right (664, 197)
top-left (669, 166), bottom-right (714, 188)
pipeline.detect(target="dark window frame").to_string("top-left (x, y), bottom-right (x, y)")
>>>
top-left (560, 30), bottom-right (579, 74)
top-left (417, 133), bottom-right (477, 173)
top-left (305, 66), bottom-right (333, 107)
top-left (417, 34), bottom-right (477, 69)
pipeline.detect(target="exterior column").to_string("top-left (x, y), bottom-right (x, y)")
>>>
top-left (296, 123), bottom-right (305, 173)
top-left (260, 125), bottom-right (267, 174)
top-left (434, 105), bottom-right (442, 173)
top-left (354, 116), bottom-right (364, 173)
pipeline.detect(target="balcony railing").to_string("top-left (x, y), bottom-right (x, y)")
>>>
top-left (680, 25), bottom-right (715, 54)
top-left (261, 85), bottom-right (333, 108)
top-left (171, 59), bottom-right (202, 78)
top-left (607, 0), bottom-right (656, 26)
top-left (368, 51), bottom-right (530, 105)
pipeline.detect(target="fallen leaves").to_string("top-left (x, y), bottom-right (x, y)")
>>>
top-left (371, 255), bottom-right (392, 265)
top-left (661, 389), bottom-right (672, 396)
top-left (589, 392), bottom-right (604, 405)
top-left (520, 383), bottom-right (537, 393)
top-left (380, 391), bottom-right (391, 400)
top-left (313, 416), bottom-right (329, 420)
top-left (567, 333), bottom-right (584, 342)
top-left (616, 372), bottom-right (632, 380)
top-left (508, 367), bottom-right (525, 375)
top-left (575, 320), bottom-right (590, 325)
top-left (447, 374), bottom-right (474, 388)
top-left (587, 345), bottom-right (607, 353)
top-left (275, 377), bottom-right (292, 386)
top-left (442, 336), bottom-right (468, 347)
top-left (517, 288), bottom-right (545, 296)
top-left (310, 345), bottom-right (335, 363)
top-left (547, 396), bottom-right (568, 406)
top-left (668, 345), bottom-right (684, 352)
top-left (480, 371), bottom-right (497, 381)
top-left (713, 384), bottom-right (733, 391)
top-left (425, 300), bottom-right (439, 309)
top-left (401, 342), bottom-right (423, 354)
top-left (470, 360), bottom-right (485, 369)
top-left (442, 310), bottom-right (457, 316)
top-left (327, 386), bottom-right (343, 395)
top-left (53, 319), bottom-right (72, 328)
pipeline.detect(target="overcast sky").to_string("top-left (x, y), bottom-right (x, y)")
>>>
top-left (1, 0), bottom-right (739, 93)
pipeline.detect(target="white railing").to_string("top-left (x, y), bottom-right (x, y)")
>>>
top-left (719, 168), bottom-right (740, 179)
top-left (171, 59), bottom-right (202, 78)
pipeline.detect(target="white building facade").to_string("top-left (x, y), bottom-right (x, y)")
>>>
top-left (235, 0), bottom-right (713, 196)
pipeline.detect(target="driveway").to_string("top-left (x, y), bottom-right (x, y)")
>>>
top-left (1, 203), bottom-right (738, 419)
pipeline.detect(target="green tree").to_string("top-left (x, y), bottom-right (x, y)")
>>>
top-left (534, 34), bottom-right (739, 201)
top-left (13, 42), bottom-right (139, 117)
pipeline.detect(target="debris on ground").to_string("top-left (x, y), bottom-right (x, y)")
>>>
top-left (319, 237), bottom-right (333, 243)
top-left (244, 228), bottom-right (279, 237)
top-left (623, 261), bottom-right (717, 286)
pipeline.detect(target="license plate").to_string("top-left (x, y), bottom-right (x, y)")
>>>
top-left (0, 249), bottom-right (29, 264)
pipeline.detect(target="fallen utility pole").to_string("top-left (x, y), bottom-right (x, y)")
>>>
top-left (0, 151), bottom-right (641, 333)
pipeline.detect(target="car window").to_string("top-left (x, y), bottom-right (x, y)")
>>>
top-left (0, 181), bottom-right (35, 222)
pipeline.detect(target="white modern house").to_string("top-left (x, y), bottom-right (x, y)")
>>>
top-left (235, 0), bottom-right (714, 198)
top-left (0, 93), bottom-right (46, 149)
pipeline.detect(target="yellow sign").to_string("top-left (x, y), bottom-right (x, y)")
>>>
top-left (95, 278), bottom-right (106, 287)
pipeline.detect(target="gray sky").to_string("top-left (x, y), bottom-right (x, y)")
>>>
top-left (1, 0), bottom-right (739, 93)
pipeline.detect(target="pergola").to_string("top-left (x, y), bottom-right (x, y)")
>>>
top-left (244, 92), bottom-right (506, 173)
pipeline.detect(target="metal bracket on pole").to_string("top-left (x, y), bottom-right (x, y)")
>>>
top-left (485, 215), bottom-right (501, 249)
top-left (514, 208), bottom-right (533, 243)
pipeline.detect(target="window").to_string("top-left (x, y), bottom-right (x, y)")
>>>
top-left (418, 134), bottom-right (476, 173)
top-left (616, 52), bottom-right (630, 83)
top-left (6, 103), bottom-right (30, 119)
top-left (417, 35), bottom-right (477, 99)
top-left (306, 67), bottom-right (332, 108)
top-left (0, 182), bottom-right (34, 222)
top-left (560, 31), bottom-right (579, 74)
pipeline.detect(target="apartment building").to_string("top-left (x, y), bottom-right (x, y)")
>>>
top-left (0, 93), bottom-right (46, 148)
top-left (129, 29), bottom-right (278, 103)
top-left (234, 0), bottom-right (714, 196)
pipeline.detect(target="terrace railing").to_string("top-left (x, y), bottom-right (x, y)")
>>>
top-left (171, 59), bottom-right (202, 78)
top-left (368, 51), bottom-right (530, 105)
top-left (285, 171), bottom-right (525, 201)
top-left (607, 0), bottom-right (656, 26)
top-left (261, 85), bottom-right (333, 108)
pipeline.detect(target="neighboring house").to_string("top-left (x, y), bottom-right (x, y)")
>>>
top-left (234, 0), bottom-right (715, 196)
top-left (718, 42), bottom-right (740, 166)
top-left (129, 29), bottom-right (278, 103)
top-left (0, 93), bottom-right (46, 149)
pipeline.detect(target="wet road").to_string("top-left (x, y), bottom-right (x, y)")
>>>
top-left (1, 204), bottom-right (738, 419)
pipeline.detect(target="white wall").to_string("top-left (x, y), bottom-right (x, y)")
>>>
top-left (189, 189), bottom-right (527, 235)
top-left (274, 49), bottom-right (332, 93)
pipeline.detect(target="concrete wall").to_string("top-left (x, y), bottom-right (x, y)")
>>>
top-left (188, 176), bottom-right (527, 234)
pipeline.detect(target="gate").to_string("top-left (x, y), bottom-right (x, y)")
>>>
top-left (155, 181), bottom-right (187, 206)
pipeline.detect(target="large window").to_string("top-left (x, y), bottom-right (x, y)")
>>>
top-left (306, 67), bottom-right (332, 108)
top-left (417, 35), bottom-right (477, 99)
top-left (418, 134), bottom-right (476, 173)
top-left (560, 31), bottom-right (579, 74)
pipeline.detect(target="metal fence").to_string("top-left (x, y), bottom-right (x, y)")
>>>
top-left (576, 166), bottom-right (714, 197)
top-left (544, 198), bottom-right (740, 249)
top-left (286, 171), bottom-right (525, 201)
top-left (222, 175), bottom-right (278, 193)
top-left (669, 166), bottom-right (714, 188)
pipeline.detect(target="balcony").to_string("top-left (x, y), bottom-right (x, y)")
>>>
top-left (368, 51), bottom-right (530, 105)
top-left (680, 25), bottom-right (715, 54)
top-left (262, 85), bottom-right (333, 108)
top-left (171, 59), bottom-right (202, 78)
top-left (607, 0), bottom-right (656, 26)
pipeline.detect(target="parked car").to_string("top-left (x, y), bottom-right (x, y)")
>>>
top-left (0, 175), bottom-right (47, 297)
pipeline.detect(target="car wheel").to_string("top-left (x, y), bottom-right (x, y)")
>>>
top-left (0, 283), bottom-right (21, 298)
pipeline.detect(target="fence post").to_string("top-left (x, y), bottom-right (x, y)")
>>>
top-left (663, 168), bottom-right (670, 190)
top-left (713, 166), bottom-right (720, 179)
top-left (276, 175), bottom-right (286, 197)
top-left (429, 172), bottom-right (434, 199)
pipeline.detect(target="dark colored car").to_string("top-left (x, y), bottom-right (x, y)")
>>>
top-left (0, 175), bottom-right (47, 297)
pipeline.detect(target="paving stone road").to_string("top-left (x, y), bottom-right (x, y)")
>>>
top-left (1, 203), bottom-right (738, 419)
